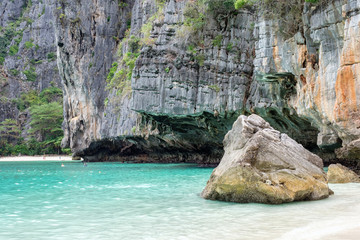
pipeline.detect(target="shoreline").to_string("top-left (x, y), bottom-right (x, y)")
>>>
top-left (0, 155), bottom-right (77, 162)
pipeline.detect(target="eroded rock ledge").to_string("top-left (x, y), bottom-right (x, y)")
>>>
top-left (76, 111), bottom-right (240, 164)
top-left (201, 114), bottom-right (331, 204)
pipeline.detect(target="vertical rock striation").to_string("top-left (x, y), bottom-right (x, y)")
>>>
top-left (251, 0), bottom-right (360, 164)
top-left (54, 0), bottom-right (134, 152)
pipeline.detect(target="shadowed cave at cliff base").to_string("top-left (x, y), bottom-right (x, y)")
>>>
top-left (75, 110), bottom-right (345, 168)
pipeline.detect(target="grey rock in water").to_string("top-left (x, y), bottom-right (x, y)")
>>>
top-left (201, 114), bottom-right (331, 204)
top-left (327, 164), bottom-right (360, 183)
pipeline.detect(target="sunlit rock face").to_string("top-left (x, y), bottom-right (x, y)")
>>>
top-left (202, 114), bottom-right (331, 204)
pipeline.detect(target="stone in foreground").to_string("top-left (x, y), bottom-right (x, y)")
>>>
top-left (201, 114), bottom-right (331, 204)
top-left (327, 164), bottom-right (360, 184)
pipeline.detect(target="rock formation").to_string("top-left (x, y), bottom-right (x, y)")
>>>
top-left (327, 163), bottom-right (360, 183)
top-left (1, 0), bottom-right (360, 168)
top-left (201, 114), bottom-right (331, 204)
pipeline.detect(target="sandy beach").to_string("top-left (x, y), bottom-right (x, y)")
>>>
top-left (325, 227), bottom-right (360, 240)
top-left (0, 155), bottom-right (77, 161)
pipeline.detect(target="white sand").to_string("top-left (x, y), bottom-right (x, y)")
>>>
top-left (324, 227), bottom-right (360, 240)
top-left (0, 155), bottom-right (77, 161)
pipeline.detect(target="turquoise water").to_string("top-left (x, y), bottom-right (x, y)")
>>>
top-left (1, 162), bottom-right (360, 240)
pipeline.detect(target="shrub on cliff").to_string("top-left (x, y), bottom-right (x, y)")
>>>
top-left (206, 0), bottom-right (236, 15)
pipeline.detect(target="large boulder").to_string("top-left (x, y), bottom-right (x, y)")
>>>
top-left (201, 114), bottom-right (332, 204)
top-left (327, 164), bottom-right (360, 183)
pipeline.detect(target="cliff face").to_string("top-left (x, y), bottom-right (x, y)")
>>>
top-left (53, 0), bottom-right (134, 152)
top-left (1, 0), bottom-right (359, 166)
top-left (252, 0), bottom-right (360, 162)
top-left (57, 0), bottom-right (360, 166)
top-left (60, 0), bottom-right (258, 163)
top-left (0, 0), bottom-right (61, 129)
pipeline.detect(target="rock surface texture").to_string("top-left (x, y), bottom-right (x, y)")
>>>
top-left (255, 0), bottom-right (360, 160)
top-left (0, 0), bottom-right (61, 130)
top-left (327, 163), bottom-right (360, 183)
top-left (201, 114), bottom-right (331, 204)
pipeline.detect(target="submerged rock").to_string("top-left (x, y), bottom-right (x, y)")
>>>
top-left (327, 164), bottom-right (360, 183)
top-left (201, 114), bottom-right (331, 204)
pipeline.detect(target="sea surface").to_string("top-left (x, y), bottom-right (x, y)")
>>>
top-left (1, 161), bottom-right (360, 240)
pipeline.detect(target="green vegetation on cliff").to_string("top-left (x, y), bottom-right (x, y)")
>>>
top-left (0, 86), bottom-right (69, 156)
top-left (178, 0), bottom-right (323, 46)
top-left (0, 0), bottom-right (34, 64)
top-left (234, 0), bottom-right (320, 9)
top-left (233, 0), bottom-right (324, 37)
top-left (106, 1), bottom-right (166, 99)
top-left (106, 32), bottom-right (140, 97)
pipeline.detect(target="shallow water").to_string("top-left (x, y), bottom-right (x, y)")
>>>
top-left (0, 162), bottom-right (359, 240)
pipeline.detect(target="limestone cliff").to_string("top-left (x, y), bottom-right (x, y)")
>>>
top-left (1, 0), bottom-right (360, 167)
top-left (53, 0), bottom-right (134, 152)
top-left (0, 0), bottom-right (61, 134)
top-left (58, 0), bottom-right (360, 167)
top-left (252, 0), bottom-right (360, 165)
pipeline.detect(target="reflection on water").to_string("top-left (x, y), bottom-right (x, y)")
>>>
top-left (0, 162), bottom-right (359, 240)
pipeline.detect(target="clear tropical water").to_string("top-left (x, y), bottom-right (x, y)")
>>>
top-left (1, 161), bottom-right (360, 240)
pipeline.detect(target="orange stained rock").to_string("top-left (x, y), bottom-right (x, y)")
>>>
top-left (298, 46), bottom-right (307, 69)
top-left (300, 74), bottom-right (307, 85)
top-left (334, 66), bottom-right (357, 122)
top-left (341, 28), bottom-right (360, 66)
top-left (314, 78), bottom-right (322, 112)
top-left (273, 45), bottom-right (281, 71)
top-left (272, 36), bottom-right (282, 71)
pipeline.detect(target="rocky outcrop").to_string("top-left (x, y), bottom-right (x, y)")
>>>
top-left (58, 0), bottom-right (322, 162)
top-left (2, 0), bottom-right (360, 167)
top-left (202, 114), bottom-right (331, 204)
top-left (56, 0), bottom-right (261, 160)
top-left (327, 163), bottom-right (360, 183)
top-left (56, 0), bottom-right (360, 165)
